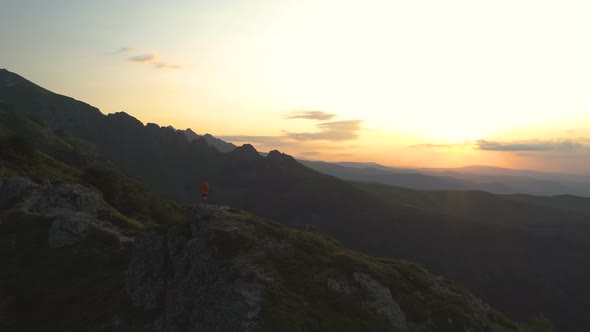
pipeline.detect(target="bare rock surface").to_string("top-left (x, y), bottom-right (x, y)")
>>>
top-left (0, 177), bottom-right (131, 247)
top-left (126, 205), bottom-right (271, 332)
top-left (353, 272), bottom-right (407, 331)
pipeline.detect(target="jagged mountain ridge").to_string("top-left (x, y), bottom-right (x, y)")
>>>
top-left (1, 68), bottom-right (585, 330)
top-left (180, 128), bottom-right (237, 152)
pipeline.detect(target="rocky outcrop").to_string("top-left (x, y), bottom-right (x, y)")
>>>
top-left (126, 205), bottom-right (272, 331)
top-left (190, 203), bottom-right (230, 221)
top-left (0, 177), bottom-right (130, 247)
top-left (326, 273), bottom-right (407, 331)
top-left (353, 272), bottom-right (407, 331)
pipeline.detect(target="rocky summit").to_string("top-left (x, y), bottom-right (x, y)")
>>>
top-left (0, 177), bottom-right (524, 331)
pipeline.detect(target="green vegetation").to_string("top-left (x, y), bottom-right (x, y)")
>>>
top-left (0, 134), bottom-right (35, 158)
top-left (0, 136), bottom-right (81, 183)
top-left (82, 165), bottom-right (186, 225)
top-left (192, 211), bottom-right (546, 331)
top-left (0, 105), bottom-right (187, 228)
top-left (353, 181), bottom-right (590, 228)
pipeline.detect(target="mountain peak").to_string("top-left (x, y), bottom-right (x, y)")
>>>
top-left (201, 133), bottom-right (237, 153)
top-left (229, 144), bottom-right (262, 161)
top-left (181, 128), bottom-right (201, 143)
top-left (238, 143), bottom-right (257, 152)
top-left (266, 149), bottom-right (284, 160)
top-left (106, 111), bottom-right (144, 128)
top-left (179, 130), bottom-right (236, 152)
top-left (266, 149), bottom-right (297, 165)
top-left (185, 128), bottom-right (198, 135)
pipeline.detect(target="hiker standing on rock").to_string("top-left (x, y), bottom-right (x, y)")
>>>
top-left (201, 179), bottom-right (209, 204)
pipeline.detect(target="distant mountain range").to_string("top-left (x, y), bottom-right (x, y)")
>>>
top-left (178, 127), bottom-right (237, 152)
top-left (2, 67), bottom-right (589, 330)
top-left (300, 160), bottom-right (590, 197)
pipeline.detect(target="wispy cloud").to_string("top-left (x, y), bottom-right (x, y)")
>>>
top-left (116, 47), bottom-right (134, 53)
top-left (154, 62), bottom-right (182, 70)
top-left (476, 139), bottom-right (584, 151)
top-left (127, 53), bottom-right (181, 70)
top-left (285, 110), bottom-right (337, 121)
top-left (219, 117), bottom-right (364, 155)
top-left (223, 122), bottom-right (363, 143)
top-left (287, 120), bottom-right (363, 141)
top-left (128, 54), bottom-right (159, 63)
top-left (410, 138), bottom-right (588, 153)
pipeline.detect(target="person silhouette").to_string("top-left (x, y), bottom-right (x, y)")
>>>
top-left (201, 179), bottom-right (209, 204)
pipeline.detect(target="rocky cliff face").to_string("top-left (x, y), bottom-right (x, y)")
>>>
top-left (0, 177), bottom-right (521, 331)
top-left (126, 207), bottom-right (270, 331)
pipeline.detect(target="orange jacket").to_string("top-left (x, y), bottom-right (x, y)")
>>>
top-left (201, 181), bottom-right (209, 195)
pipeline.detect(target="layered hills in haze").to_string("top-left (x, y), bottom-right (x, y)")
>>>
top-left (2, 68), bottom-right (587, 330)
top-left (300, 160), bottom-right (590, 197)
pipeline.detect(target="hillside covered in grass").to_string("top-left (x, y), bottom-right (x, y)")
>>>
top-left (0, 103), bottom-right (186, 226)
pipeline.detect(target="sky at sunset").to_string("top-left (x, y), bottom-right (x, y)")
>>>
top-left (1, 0), bottom-right (589, 174)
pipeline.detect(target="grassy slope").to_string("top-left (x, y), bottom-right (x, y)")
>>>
top-left (353, 182), bottom-right (590, 238)
top-left (241, 213), bottom-right (520, 332)
top-left (0, 106), bottom-right (186, 227)
top-left (353, 182), bottom-right (590, 331)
